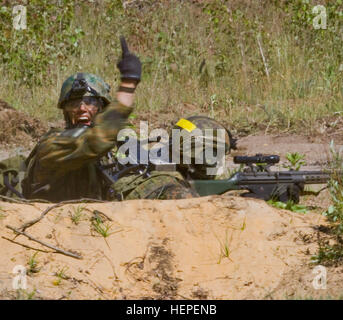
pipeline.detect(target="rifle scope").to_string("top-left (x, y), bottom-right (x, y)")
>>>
top-left (233, 154), bottom-right (280, 164)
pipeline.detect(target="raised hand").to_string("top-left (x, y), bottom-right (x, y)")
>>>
top-left (117, 36), bottom-right (142, 83)
top-left (120, 36), bottom-right (130, 58)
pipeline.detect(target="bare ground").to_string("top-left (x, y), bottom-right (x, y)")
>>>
top-left (0, 99), bottom-right (48, 148)
top-left (0, 195), bottom-right (341, 300)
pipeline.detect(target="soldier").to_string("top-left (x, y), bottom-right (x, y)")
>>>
top-left (110, 115), bottom-right (235, 200)
top-left (20, 37), bottom-right (198, 201)
top-left (172, 115), bottom-right (236, 180)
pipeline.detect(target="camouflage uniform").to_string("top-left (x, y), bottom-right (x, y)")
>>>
top-left (2, 111), bottom-right (233, 202)
top-left (21, 99), bottom-right (133, 201)
top-left (112, 170), bottom-right (197, 200)
top-left (0, 154), bottom-right (26, 198)
top-left (2, 58), bottom-right (234, 202)
top-left (19, 71), bottom-right (197, 202)
top-left (20, 102), bottom-right (198, 201)
top-left (173, 115), bottom-right (236, 180)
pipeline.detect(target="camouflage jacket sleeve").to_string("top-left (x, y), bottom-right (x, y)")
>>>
top-left (31, 100), bottom-right (133, 177)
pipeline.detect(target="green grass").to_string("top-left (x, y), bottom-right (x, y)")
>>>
top-left (267, 199), bottom-right (309, 214)
top-left (27, 252), bottom-right (40, 275)
top-left (53, 266), bottom-right (69, 286)
top-left (70, 205), bottom-right (85, 225)
top-left (283, 152), bottom-right (307, 171)
top-left (16, 289), bottom-right (36, 300)
top-left (55, 267), bottom-right (68, 279)
top-left (0, 0), bottom-right (342, 135)
top-left (217, 230), bottom-right (234, 264)
top-left (91, 216), bottom-right (113, 238)
top-left (312, 142), bottom-right (343, 265)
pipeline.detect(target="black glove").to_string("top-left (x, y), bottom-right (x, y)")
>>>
top-left (117, 36), bottom-right (142, 83)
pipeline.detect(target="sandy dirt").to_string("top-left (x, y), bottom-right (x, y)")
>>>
top-left (234, 134), bottom-right (342, 167)
top-left (0, 99), bottom-right (48, 148)
top-left (0, 195), bottom-right (341, 300)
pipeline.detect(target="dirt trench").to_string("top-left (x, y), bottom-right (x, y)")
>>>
top-left (0, 195), bottom-right (341, 300)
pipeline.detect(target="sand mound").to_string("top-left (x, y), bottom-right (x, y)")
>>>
top-left (1, 194), bottom-right (341, 300)
top-left (0, 99), bottom-right (48, 146)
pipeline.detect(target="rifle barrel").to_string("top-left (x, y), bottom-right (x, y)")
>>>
top-left (191, 170), bottom-right (332, 197)
top-left (236, 171), bottom-right (331, 185)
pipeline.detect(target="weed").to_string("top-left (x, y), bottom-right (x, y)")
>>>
top-left (322, 143), bottom-right (343, 224)
top-left (92, 216), bottom-right (113, 238)
top-left (27, 252), bottom-right (40, 275)
top-left (70, 205), bottom-right (85, 225)
top-left (0, 0), bottom-right (83, 85)
top-left (283, 152), bottom-right (307, 171)
top-left (267, 199), bottom-right (308, 214)
top-left (240, 218), bottom-right (246, 231)
top-left (53, 266), bottom-right (69, 286)
top-left (217, 230), bottom-right (234, 264)
top-left (312, 142), bottom-right (343, 265)
top-left (16, 289), bottom-right (36, 300)
top-left (56, 267), bottom-right (68, 279)
top-left (312, 240), bottom-right (343, 266)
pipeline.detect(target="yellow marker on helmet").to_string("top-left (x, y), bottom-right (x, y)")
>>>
top-left (176, 118), bottom-right (197, 132)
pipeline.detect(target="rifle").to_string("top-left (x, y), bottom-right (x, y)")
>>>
top-left (96, 133), bottom-right (332, 203)
top-left (189, 154), bottom-right (331, 203)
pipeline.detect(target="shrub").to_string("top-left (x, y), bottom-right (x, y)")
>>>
top-left (0, 0), bottom-right (84, 85)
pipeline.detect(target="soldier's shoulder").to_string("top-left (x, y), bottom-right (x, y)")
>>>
top-left (39, 127), bottom-right (64, 140)
top-left (24, 127), bottom-right (64, 163)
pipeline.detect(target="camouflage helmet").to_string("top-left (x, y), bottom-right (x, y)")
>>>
top-left (174, 115), bottom-right (236, 155)
top-left (173, 115), bottom-right (237, 180)
top-left (58, 72), bottom-right (112, 108)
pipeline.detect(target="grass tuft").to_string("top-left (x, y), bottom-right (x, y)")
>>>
top-left (70, 205), bottom-right (85, 225)
top-left (91, 216), bottom-right (113, 238)
top-left (27, 252), bottom-right (40, 275)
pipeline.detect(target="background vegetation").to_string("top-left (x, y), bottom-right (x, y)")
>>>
top-left (0, 0), bottom-right (342, 134)
top-left (313, 143), bottom-right (343, 266)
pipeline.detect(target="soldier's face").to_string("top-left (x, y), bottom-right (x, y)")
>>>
top-left (64, 97), bottom-right (101, 126)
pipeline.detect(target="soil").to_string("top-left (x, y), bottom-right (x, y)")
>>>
top-left (0, 99), bottom-right (343, 300)
top-left (233, 134), bottom-right (342, 168)
top-left (0, 196), bottom-right (340, 300)
top-left (0, 99), bottom-right (49, 158)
